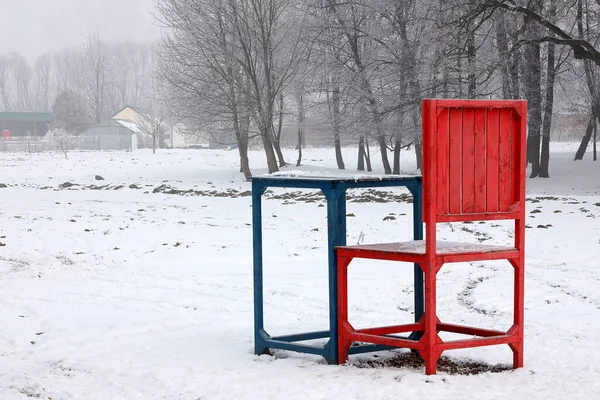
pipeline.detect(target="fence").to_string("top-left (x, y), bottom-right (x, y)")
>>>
top-left (1, 137), bottom-right (54, 153)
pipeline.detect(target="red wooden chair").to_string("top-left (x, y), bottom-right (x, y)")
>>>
top-left (336, 99), bottom-right (527, 374)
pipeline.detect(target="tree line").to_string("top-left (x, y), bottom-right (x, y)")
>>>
top-left (2, 1), bottom-right (599, 179)
top-left (156, 0), bottom-right (600, 179)
top-left (0, 34), bottom-right (157, 133)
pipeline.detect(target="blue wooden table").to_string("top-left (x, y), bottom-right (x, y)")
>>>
top-left (251, 175), bottom-right (423, 364)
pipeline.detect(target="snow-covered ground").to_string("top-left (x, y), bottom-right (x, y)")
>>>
top-left (0, 143), bottom-right (599, 400)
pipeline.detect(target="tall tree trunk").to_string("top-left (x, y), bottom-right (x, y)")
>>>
top-left (593, 117), bottom-right (597, 161)
top-left (272, 93), bottom-right (287, 167)
top-left (393, 135), bottom-right (402, 175)
top-left (239, 141), bottom-right (251, 180)
top-left (466, 26), bottom-right (476, 98)
top-left (496, 9), bottom-right (512, 99)
top-left (332, 75), bottom-right (345, 169)
top-left (273, 139), bottom-right (286, 167)
top-left (523, 0), bottom-right (543, 177)
top-left (261, 129), bottom-right (279, 173)
top-left (539, 0), bottom-right (557, 178)
top-left (238, 110), bottom-right (252, 180)
top-left (575, 113), bottom-right (594, 160)
top-left (358, 133), bottom-right (365, 171)
top-left (412, 110), bottom-right (423, 171)
top-left (509, 19), bottom-right (521, 100)
top-left (457, 31), bottom-right (463, 98)
top-left (576, 0), bottom-right (599, 161)
top-left (377, 134), bottom-right (392, 174)
top-left (365, 135), bottom-right (372, 172)
top-left (296, 88), bottom-right (304, 167)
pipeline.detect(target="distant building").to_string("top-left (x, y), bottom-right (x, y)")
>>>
top-left (78, 119), bottom-right (140, 151)
top-left (111, 105), bottom-right (210, 149)
top-left (0, 112), bottom-right (52, 138)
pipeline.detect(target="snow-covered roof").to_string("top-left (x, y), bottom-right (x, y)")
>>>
top-left (114, 119), bottom-right (144, 135)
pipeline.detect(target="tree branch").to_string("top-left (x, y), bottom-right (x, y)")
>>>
top-left (478, 0), bottom-right (600, 66)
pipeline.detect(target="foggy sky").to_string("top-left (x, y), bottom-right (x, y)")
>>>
top-left (0, 0), bottom-right (161, 61)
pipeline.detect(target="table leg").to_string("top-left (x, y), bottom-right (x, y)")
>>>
top-left (252, 183), bottom-right (268, 355)
top-left (410, 183), bottom-right (424, 322)
top-left (323, 188), bottom-right (346, 364)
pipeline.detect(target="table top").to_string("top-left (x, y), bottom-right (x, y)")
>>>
top-left (251, 173), bottom-right (422, 189)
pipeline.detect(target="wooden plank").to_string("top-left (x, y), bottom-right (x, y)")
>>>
top-left (498, 109), bottom-right (513, 211)
top-left (438, 323), bottom-right (505, 337)
top-left (441, 249), bottom-right (520, 264)
top-left (473, 108), bottom-right (487, 213)
top-left (448, 108), bottom-right (463, 214)
top-left (436, 108), bottom-right (450, 215)
top-left (422, 99), bottom-right (435, 224)
top-left (485, 109), bottom-right (500, 212)
top-left (511, 110), bottom-right (521, 207)
top-left (357, 323), bottom-right (425, 336)
top-left (461, 108), bottom-right (476, 213)
top-left (435, 99), bottom-right (526, 113)
top-left (440, 335), bottom-right (516, 351)
top-left (436, 211), bottom-right (520, 223)
top-left (347, 331), bottom-right (423, 350)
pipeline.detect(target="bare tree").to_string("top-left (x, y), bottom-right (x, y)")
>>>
top-left (32, 54), bottom-right (53, 111)
top-left (157, 0), bottom-right (254, 178)
top-left (82, 33), bottom-right (107, 124)
top-left (0, 54), bottom-right (13, 111)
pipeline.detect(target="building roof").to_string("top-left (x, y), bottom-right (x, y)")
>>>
top-left (0, 112), bottom-right (52, 122)
top-left (80, 118), bottom-right (145, 136)
top-left (114, 119), bottom-right (144, 134)
top-left (110, 105), bottom-right (144, 119)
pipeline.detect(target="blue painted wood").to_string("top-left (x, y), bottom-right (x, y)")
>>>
top-left (323, 188), bottom-right (347, 364)
top-left (260, 340), bottom-right (330, 356)
top-left (250, 175), bottom-right (423, 364)
top-left (271, 330), bottom-right (330, 342)
top-left (409, 182), bottom-right (425, 322)
top-left (348, 343), bottom-right (396, 355)
top-left (252, 182), bottom-right (268, 355)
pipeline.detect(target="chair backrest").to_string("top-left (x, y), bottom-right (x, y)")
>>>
top-left (422, 99), bottom-right (527, 223)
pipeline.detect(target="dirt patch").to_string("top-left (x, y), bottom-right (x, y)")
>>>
top-left (152, 184), bottom-right (252, 198)
top-left (355, 351), bottom-right (512, 375)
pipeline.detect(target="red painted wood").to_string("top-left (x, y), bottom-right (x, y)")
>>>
top-left (498, 109), bottom-right (513, 211)
top-left (357, 323), bottom-right (425, 336)
top-left (423, 99), bottom-right (439, 225)
top-left (474, 108), bottom-right (487, 213)
top-left (336, 99), bottom-right (527, 375)
top-left (337, 256), bottom-right (351, 364)
top-left (512, 111), bottom-right (523, 211)
top-left (436, 108), bottom-right (450, 215)
top-left (440, 335), bottom-right (516, 351)
top-left (486, 109), bottom-right (500, 212)
top-left (336, 247), bottom-right (425, 264)
top-left (347, 332), bottom-right (424, 350)
top-left (437, 323), bottom-right (505, 337)
top-left (436, 211), bottom-right (520, 222)
top-left (448, 108), bottom-right (463, 214)
top-left (440, 250), bottom-right (519, 264)
top-left (435, 99), bottom-right (526, 112)
top-left (461, 108), bottom-right (476, 213)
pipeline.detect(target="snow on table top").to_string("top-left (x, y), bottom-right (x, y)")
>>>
top-left (339, 240), bottom-right (516, 254)
top-left (260, 170), bottom-right (420, 182)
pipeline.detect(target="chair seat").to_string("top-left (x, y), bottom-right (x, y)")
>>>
top-left (336, 240), bottom-right (516, 257)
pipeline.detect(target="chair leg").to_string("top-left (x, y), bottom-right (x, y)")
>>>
top-left (337, 255), bottom-right (352, 364)
top-left (422, 262), bottom-right (440, 375)
top-left (509, 342), bottom-right (523, 369)
top-left (510, 256), bottom-right (525, 369)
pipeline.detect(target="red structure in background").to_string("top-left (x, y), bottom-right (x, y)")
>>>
top-left (336, 99), bottom-right (527, 375)
top-left (2, 130), bottom-right (9, 139)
